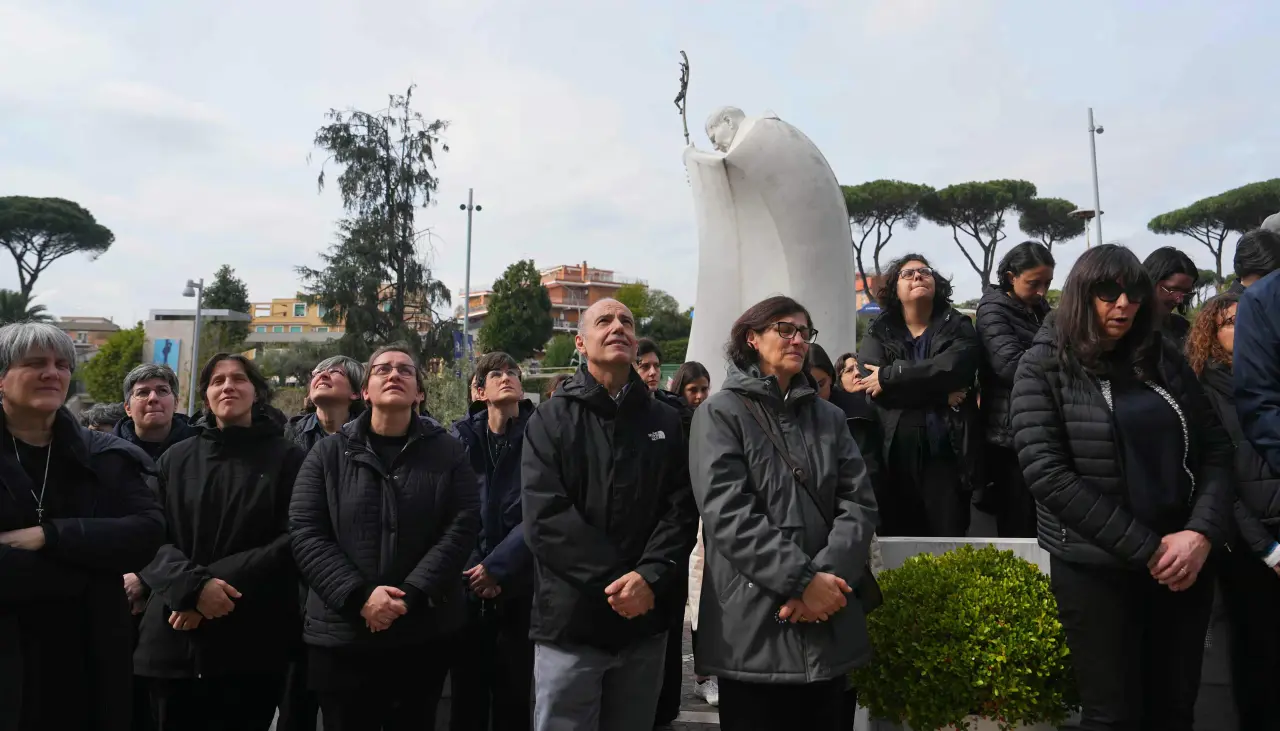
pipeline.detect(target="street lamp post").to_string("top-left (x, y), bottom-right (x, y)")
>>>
top-left (182, 278), bottom-right (204, 416)
top-left (1088, 108), bottom-right (1105, 247)
top-left (459, 189), bottom-right (482, 367)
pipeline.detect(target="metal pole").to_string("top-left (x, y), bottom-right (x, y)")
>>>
top-left (462, 188), bottom-right (475, 366)
top-left (187, 279), bottom-right (204, 416)
top-left (1088, 108), bottom-right (1103, 247)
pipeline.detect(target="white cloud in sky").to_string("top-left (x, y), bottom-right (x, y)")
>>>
top-left (0, 0), bottom-right (1278, 349)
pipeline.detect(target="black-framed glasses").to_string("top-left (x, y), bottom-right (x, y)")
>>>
top-left (899, 266), bottom-right (934, 281)
top-left (767, 322), bottom-right (818, 344)
top-left (370, 363), bottom-right (418, 378)
top-left (1092, 281), bottom-right (1146, 304)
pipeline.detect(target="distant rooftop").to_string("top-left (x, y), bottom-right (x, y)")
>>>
top-left (55, 316), bottom-right (119, 332)
top-left (148, 309), bottom-right (253, 322)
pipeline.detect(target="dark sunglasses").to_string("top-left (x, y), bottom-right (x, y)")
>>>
top-left (1092, 281), bottom-right (1146, 304)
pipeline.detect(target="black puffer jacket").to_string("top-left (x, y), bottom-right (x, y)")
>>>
top-left (1200, 361), bottom-right (1280, 556)
top-left (135, 415), bottom-right (306, 679)
top-left (290, 410), bottom-right (480, 650)
top-left (112, 412), bottom-right (200, 462)
top-left (976, 287), bottom-right (1049, 449)
top-left (857, 307), bottom-right (984, 492)
top-left (1011, 316), bottom-right (1235, 567)
top-left (0, 409), bottom-right (164, 731)
top-left (521, 366), bottom-right (698, 652)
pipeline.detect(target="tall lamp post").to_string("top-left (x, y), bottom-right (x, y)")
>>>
top-left (459, 189), bottom-right (482, 367)
top-left (1088, 108), bottom-right (1105, 247)
top-left (182, 278), bottom-right (204, 416)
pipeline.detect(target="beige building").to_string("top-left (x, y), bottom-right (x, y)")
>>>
top-left (459, 261), bottom-right (647, 339)
top-left (55, 316), bottom-right (120, 365)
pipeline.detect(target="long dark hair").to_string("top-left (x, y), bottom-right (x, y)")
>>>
top-left (1185, 293), bottom-right (1239, 376)
top-left (993, 241), bottom-right (1055, 292)
top-left (1143, 246), bottom-right (1199, 316)
top-left (1055, 244), bottom-right (1158, 378)
top-left (726, 296), bottom-right (814, 370)
top-left (670, 361), bottom-right (711, 398)
top-left (876, 253), bottom-right (954, 322)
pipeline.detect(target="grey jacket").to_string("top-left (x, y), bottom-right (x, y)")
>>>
top-left (689, 365), bottom-right (879, 684)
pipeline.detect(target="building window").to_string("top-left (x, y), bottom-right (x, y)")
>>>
top-left (289, 326), bottom-right (303, 333)
top-left (255, 326), bottom-right (266, 333)
top-left (272, 326), bottom-right (284, 333)
top-left (293, 303), bottom-right (306, 317)
top-left (317, 304), bottom-right (328, 318)
top-left (314, 327), bottom-right (329, 333)
top-left (75, 332), bottom-right (87, 343)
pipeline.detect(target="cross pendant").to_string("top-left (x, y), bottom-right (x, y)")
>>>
top-left (35, 506), bottom-right (43, 522)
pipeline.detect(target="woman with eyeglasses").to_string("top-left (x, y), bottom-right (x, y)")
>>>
top-left (690, 296), bottom-right (878, 730)
top-left (835, 353), bottom-right (860, 393)
top-left (850, 254), bottom-right (982, 538)
top-left (1011, 245), bottom-right (1233, 729)
top-left (290, 344), bottom-right (480, 730)
top-left (976, 241), bottom-right (1055, 538)
top-left (1143, 246), bottom-right (1200, 349)
top-left (1185, 293), bottom-right (1280, 726)
top-left (284, 356), bottom-right (366, 453)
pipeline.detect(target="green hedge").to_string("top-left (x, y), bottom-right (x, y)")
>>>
top-left (852, 546), bottom-right (1078, 731)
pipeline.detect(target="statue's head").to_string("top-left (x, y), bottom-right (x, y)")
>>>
top-left (1264, 211), bottom-right (1280, 234)
top-left (705, 107), bottom-right (746, 152)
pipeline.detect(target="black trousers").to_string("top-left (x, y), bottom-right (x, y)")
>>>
top-left (276, 653), bottom-right (318, 731)
top-left (718, 677), bottom-right (844, 731)
top-left (654, 624), bottom-right (684, 724)
top-left (314, 643), bottom-right (450, 731)
top-left (449, 596), bottom-right (534, 731)
top-left (986, 444), bottom-right (1037, 538)
top-left (1051, 556), bottom-right (1214, 730)
top-left (1217, 543), bottom-right (1280, 728)
top-left (879, 425), bottom-right (969, 537)
top-left (149, 674), bottom-right (283, 731)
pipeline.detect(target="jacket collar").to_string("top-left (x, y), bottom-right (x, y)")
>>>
top-left (721, 362), bottom-right (817, 409)
top-left (554, 364), bottom-right (651, 414)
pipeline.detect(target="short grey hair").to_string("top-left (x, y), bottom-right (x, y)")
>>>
top-left (123, 363), bottom-right (180, 401)
top-left (80, 401), bottom-right (126, 429)
top-left (0, 322), bottom-right (78, 376)
top-left (314, 355), bottom-right (365, 390)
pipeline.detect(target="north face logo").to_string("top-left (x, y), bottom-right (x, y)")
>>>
top-left (648, 431), bottom-right (666, 441)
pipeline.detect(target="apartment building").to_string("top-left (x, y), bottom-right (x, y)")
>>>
top-left (459, 261), bottom-right (646, 338)
top-left (249, 297), bottom-right (342, 336)
top-left (55, 316), bottom-right (120, 364)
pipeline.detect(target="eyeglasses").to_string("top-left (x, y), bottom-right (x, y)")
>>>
top-left (1158, 284), bottom-right (1193, 302)
top-left (899, 267), bottom-right (934, 281)
top-left (131, 385), bottom-right (173, 400)
top-left (311, 366), bottom-right (347, 379)
top-left (485, 368), bottom-right (522, 382)
top-left (1092, 281), bottom-right (1147, 304)
top-left (767, 322), bottom-right (818, 344)
top-left (370, 363), bottom-right (418, 378)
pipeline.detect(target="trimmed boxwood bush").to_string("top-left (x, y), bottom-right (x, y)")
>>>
top-left (851, 546), bottom-right (1078, 731)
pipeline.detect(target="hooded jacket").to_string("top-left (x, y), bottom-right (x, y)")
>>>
top-left (689, 365), bottom-right (878, 683)
top-left (1200, 361), bottom-right (1280, 556)
top-left (521, 365), bottom-right (698, 652)
top-left (450, 399), bottom-right (536, 595)
top-left (1011, 315), bottom-right (1235, 567)
top-left (857, 306), bottom-right (984, 492)
top-left (975, 287), bottom-right (1049, 449)
top-left (112, 411), bottom-right (200, 462)
top-left (0, 408), bottom-right (164, 731)
top-left (290, 409), bottom-right (481, 650)
top-left (135, 414), bottom-right (307, 679)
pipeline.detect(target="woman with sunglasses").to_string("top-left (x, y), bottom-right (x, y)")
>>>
top-left (1011, 244), bottom-right (1233, 729)
top-left (850, 254), bottom-right (982, 538)
top-left (1143, 246), bottom-right (1200, 349)
top-left (1185, 293), bottom-right (1280, 726)
top-left (689, 296), bottom-right (878, 730)
top-left (976, 241), bottom-right (1055, 538)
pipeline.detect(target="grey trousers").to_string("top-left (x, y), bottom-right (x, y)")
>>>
top-left (532, 633), bottom-right (667, 731)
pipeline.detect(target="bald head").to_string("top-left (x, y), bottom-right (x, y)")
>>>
top-left (576, 298), bottom-right (637, 368)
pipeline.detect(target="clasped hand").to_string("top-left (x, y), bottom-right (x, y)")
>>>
top-left (463, 564), bottom-right (502, 600)
top-left (778, 572), bottom-right (852, 624)
top-left (1148, 530), bottom-right (1211, 592)
top-left (362, 586), bottom-right (409, 632)
top-left (605, 571), bottom-right (654, 619)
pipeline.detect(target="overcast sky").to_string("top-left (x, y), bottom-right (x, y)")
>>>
top-left (2, 0), bottom-right (1277, 339)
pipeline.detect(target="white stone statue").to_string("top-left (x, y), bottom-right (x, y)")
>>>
top-left (683, 106), bottom-right (859, 390)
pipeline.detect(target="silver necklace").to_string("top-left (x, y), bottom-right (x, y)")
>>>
top-left (12, 434), bottom-right (52, 522)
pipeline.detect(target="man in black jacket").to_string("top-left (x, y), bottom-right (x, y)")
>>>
top-left (135, 354), bottom-right (306, 731)
top-left (450, 351), bottom-right (536, 731)
top-left (522, 299), bottom-right (699, 731)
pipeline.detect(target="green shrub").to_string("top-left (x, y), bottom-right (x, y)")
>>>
top-left (851, 546), bottom-right (1078, 731)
